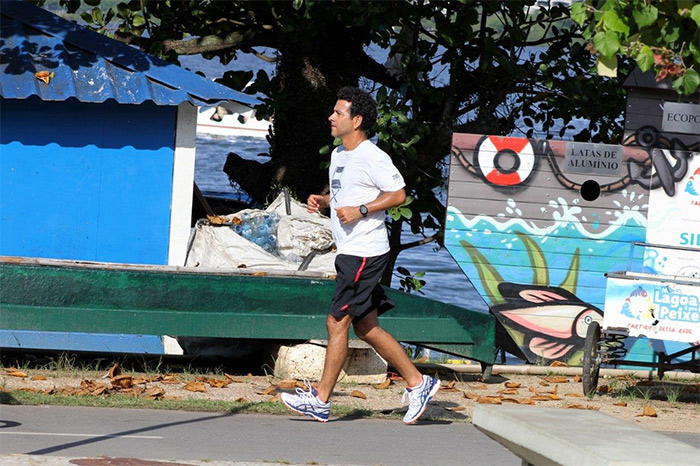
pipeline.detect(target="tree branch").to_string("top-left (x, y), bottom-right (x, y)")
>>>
top-left (398, 233), bottom-right (438, 252)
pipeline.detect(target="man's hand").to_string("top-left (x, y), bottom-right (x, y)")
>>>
top-left (335, 206), bottom-right (363, 224)
top-left (307, 194), bottom-right (328, 213)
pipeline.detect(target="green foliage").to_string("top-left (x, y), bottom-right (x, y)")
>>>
top-left (572, 0), bottom-right (700, 95)
top-left (395, 266), bottom-right (426, 294)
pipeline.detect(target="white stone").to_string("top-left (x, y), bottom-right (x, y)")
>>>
top-left (274, 341), bottom-right (387, 384)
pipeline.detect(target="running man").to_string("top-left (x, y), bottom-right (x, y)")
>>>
top-left (281, 87), bottom-right (440, 424)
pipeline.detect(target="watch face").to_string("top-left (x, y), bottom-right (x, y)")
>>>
top-left (360, 205), bottom-right (368, 216)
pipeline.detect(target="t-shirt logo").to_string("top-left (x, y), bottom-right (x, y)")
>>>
top-left (330, 166), bottom-right (343, 204)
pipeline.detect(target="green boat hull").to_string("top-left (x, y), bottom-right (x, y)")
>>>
top-left (0, 257), bottom-right (495, 364)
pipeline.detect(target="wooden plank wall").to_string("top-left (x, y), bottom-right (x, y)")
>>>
top-left (445, 133), bottom-right (652, 364)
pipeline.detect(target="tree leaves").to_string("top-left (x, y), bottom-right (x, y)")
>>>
top-left (632, 4), bottom-right (658, 29)
top-left (574, 0), bottom-right (698, 95)
top-left (672, 69), bottom-right (700, 95)
top-left (635, 45), bottom-right (655, 72)
top-left (593, 31), bottom-right (620, 57)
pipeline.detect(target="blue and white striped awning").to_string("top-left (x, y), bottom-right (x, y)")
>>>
top-left (0, 0), bottom-right (260, 107)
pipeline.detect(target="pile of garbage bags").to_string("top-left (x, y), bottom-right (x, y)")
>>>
top-left (185, 193), bottom-right (336, 275)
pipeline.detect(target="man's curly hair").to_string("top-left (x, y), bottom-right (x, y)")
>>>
top-left (337, 86), bottom-right (377, 133)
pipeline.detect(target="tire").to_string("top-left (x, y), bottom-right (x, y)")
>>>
top-left (582, 321), bottom-right (601, 397)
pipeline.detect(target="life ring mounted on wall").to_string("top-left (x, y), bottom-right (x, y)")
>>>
top-left (474, 136), bottom-right (538, 188)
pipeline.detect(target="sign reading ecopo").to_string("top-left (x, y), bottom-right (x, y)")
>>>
top-left (662, 102), bottom-right (700, 135)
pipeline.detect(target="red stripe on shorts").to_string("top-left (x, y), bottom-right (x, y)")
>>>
top-left (340, 304), bottom-right (349, 312)
top-left (354, 257), bottom-right (367, 283)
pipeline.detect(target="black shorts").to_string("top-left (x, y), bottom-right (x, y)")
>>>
top-left (330, 253), bottom-right (395, 321)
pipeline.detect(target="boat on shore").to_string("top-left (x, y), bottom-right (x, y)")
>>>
top-left (196, 104), bottom-right (271, 138)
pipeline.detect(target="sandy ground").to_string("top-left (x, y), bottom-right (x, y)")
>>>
top-left (2, 367), bottom-right (699, 434)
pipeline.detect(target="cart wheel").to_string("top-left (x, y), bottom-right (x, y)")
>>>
top-left (582, 321), bottom-right (601, 397)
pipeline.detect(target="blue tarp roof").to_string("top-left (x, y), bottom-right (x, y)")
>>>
top-left (0, 0), bottom-right (259, 107)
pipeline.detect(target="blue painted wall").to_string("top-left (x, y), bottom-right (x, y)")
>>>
top-left (0, 98), bottom-right (176, 264)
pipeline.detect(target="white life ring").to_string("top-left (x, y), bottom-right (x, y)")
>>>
top-left (475, 136), bottom-right (537, 187)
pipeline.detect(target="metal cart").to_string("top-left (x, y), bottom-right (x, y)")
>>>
top-left (582, 243), bottom-right (700, 396)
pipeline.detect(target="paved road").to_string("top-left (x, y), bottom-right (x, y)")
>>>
top-left (0, 405), bottom-right (520, 465)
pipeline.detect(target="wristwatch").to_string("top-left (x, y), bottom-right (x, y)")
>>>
top-left (359, 205), bottom-right (368, 217)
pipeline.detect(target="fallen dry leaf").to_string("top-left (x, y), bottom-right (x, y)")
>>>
top-left (464, 392), bottom-right (480, 400)
top-left (6, 370), bottom-right (28, 378)
top-left (268, 393), bottom-right (281, 403)
top-left (110, 375), bottom-right (133, 389)
top-left (252, 271), bottom-right (267, 277)
top-left (443, 380), bottom-right (456, 389)
top-left (259, 385), bottom-right (277, 396)
top-left (550, 361), bottom-right (568, 367)
top-left (539, 381), bottom-right (550, 387)
top-left (225, 373), bottom-right (244, 383)
top-left (31, 375), bottom-right (47, 381)
top-left (161, 374), bottom-right (181, 384)
top-left (208, 378), bottom-right (231, 388)
top-left (275, 379), bottom-right (299, 389)
top-left (34, 71), bottom-right (55, 85)
top-left (107, 363), bottom-right (121, 378)
top-left (477, 396), bottom-right (502, 404)
top-left (543, 376), bottom-right (568, 384)
top-left (504, 382), bottom-right (521, 389)
top-left (565, 392), bottom-right (584, 398)
top-left (145, 387), bottom-right (165, 400)
top-left (469, 383), bottom-right (487, 390)
top-left (614, 401), bottom-right (628, 407)
top-left (234, 397), bottom-right (249, 403)
top-left (640, 405), bottom-right (657, 417)
top-left (440, 386), bottom-right (460, 393)
top-left (444, 406), bottom-right (466, 411)
top-left (207, 215), bottom-right (229, 225)
top-left (351, 390), bottom-right (367, 399)
top-left (373, 378), bottom-right (391, 389)
top-left (498, 389), bottom-right (519, 395)
top-left (183, 381), bottom-right (207, 393)
top-left (574, 375), bottom-right (582, 382)
top-left (565, 404), bottom-right (586, 409)
top-left (498, 397), bottom-right (523, 404)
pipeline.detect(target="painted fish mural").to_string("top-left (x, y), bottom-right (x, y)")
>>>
top-left (446, 127), bottom-right (699, 365)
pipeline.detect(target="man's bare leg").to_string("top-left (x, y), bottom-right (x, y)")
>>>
top-left (353, 310), bottom-right (423, 388)
top-left (316, 313), bottom-right (353, 402)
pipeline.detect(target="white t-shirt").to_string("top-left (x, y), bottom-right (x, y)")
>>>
top-left (329, 140), bottom-right (405, 257)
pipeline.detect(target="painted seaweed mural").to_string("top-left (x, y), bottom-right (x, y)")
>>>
top-left (460, 232), bottom-right (602, 365)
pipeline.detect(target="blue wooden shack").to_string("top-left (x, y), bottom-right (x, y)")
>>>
top-left (0, 1), bottom-right (258, 266)
top-left (0, 1), bottom-right (258, 354)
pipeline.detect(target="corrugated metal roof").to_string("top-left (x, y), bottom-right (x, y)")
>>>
top-left (0, 1), bottom-right (259, 107)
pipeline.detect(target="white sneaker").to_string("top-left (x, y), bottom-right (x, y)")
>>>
top-left (402, 375), bottom-right (440, 424)
top-left (280, 381), bottom-right (331, 422)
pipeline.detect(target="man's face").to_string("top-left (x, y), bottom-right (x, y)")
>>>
top-left (328, 99), bottom-right (360, 139)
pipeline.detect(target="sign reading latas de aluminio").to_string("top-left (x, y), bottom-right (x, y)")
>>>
top-left (662, 102), bottom-right (700, 135)
top-left (564, 142), bottom-right (623, 176)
